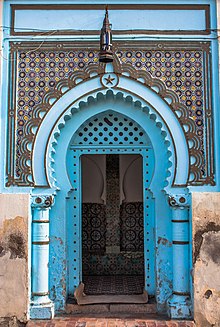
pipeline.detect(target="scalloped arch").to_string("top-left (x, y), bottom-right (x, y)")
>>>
top-left (32, 77), bottom-right (190, 189)
top-left (36, 89), bottom-right (185, 193)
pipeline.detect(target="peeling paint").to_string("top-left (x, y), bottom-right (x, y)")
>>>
top-left (157, 237), bottom-right (171, 246)
top-left (193, 193), bottom-right (220, 327)
top-left (202, 232), bottom-right (220, 265)
top-left (0, 217), bottom-right (27, 259)
top-left (0, 194), bottom-right (29, 322)
top-left (194, 222), bottom-right (220, 264)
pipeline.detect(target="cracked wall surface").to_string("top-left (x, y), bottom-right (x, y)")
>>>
top-left (192, 193), bottom-right (220, 327)
top-left (0, 194), bottom-right (29, 323)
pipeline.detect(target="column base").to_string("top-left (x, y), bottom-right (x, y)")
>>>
top-left (167, 294), bottom-right (192, 319)
top-left (30, 299), bottom-right (54, 320)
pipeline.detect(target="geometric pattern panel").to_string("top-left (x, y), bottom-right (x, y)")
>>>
top-left (120, 202), bottom-right (144, 252)
top-left (106, 154), bottom-right (120, 248)
top-left (117, 45), bottom-right (213, 186)
top-left (82, 252), bottom-right (144, 276)
top-left (73, 112), bottom-right (149, 146)
top-left (82, 203), bottom-right (106, 255)
top-left (118, 49), bottom-right (204, 130)
top-left (82, 201), bottom-right (144, 276)
top-left (7, 41), bottom-right (214, 186)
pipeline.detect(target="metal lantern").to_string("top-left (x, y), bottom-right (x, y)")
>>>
top-left (99, 6), bottom-right (113, 63)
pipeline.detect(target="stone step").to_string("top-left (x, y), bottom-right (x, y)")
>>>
top-left (65, 302), bottom-right (157, 315)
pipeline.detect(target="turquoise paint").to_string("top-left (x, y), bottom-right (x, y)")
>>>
top-left (0, 0), bottom-right (219, 320)
top-left (167, 193), bottom-right (192, 318)
top-left (67, 147), bottom-right (155, 295)
top-left (48, 90), bottom-right (175, 313)
top-left (34, 85), bottom-right (186, 186)
top-left (66, 112), bottom-right (155, 295)
top-left (30, 195), bottom-right (54, 319)
top-left (14, 9), bottom-right (207, 33)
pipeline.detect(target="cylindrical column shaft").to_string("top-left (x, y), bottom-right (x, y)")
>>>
top-left (168, 194), bottom-right (192, 319)
top-left (32, 208), bottom-right (50, 300)
top-left (172, 206), bottom-right (190, 295)
top-left (30, 195), bottom-right (54, 319)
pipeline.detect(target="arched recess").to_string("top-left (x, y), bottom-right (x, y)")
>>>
top-left (81, 155), bottom-right (105, 204)
top-left (32, 86), bottom-right (191, 314)
top-left (32, 76), bottom-right (189, 188)
top-left (122, 156), bottom-right (143, 203)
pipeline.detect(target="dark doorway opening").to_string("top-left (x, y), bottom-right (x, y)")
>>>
top-left (81, 154), bottom-right (145, 296)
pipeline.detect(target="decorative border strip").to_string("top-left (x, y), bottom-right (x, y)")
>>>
top-left (11, 4), bottom-right (210, 36)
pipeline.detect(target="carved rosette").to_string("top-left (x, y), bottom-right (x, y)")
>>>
top-left (31, 195), bottom-right (54, 209)
top-left (168, 194), bottom-right (190, 208)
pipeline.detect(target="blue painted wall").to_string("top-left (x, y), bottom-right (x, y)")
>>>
top-left (0, 0), bottom-right (219, 320)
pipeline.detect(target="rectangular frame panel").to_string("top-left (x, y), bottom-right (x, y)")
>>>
top-left (11, 4), bottom-right (210, 36)
top-left (68, 147), bottom-right (155, 296)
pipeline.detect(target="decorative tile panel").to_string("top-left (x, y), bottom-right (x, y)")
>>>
top-left (82, 203), bottom-right (106, 255)
top-left (82, 252), bottom-right (144, 276)
top-left (7, 42), bottom-right (214, 186)
top-left (117, 49), bottom-right (204, 134)
top-left (82, 201), bottom-right (144, 276)
top-left (106, 154), bottom-right (120, 248)
top-left (120, 202), bottom-right (144, 252)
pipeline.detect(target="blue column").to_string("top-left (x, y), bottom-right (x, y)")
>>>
top-left (167, 193), bottom-right (192, 319)
top-left (30, 195), bottom-right (54, 320)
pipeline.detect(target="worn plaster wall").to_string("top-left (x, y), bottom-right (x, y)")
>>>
top-left (0, 194), bottom-right (30, 324)
top-left (192, 193), bottom-right (220, 327)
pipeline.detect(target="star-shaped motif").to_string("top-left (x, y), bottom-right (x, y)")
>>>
top-left (104, 74), bottom-right (115, 85)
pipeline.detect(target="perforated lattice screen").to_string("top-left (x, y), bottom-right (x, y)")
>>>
top-left (72, 111), bottom-right (149, 146)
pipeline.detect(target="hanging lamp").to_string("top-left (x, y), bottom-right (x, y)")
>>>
top-left (99, 6), bottom-right (113, 63)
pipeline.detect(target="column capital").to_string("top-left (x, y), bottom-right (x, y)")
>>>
top-left (31, 195), bottom-right (54, 209)
top-left (168, 193), bottom-right (190, 208)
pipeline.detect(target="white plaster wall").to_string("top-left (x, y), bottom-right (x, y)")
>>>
top-left (0, 194), bottom-right (30, 323)
top-left (192, 192), bottom-right (220, 327)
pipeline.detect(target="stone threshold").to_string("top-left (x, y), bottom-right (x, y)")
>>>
top-left (66, 302), bottom-right (157, 315)
top-left (74, 283), bottom-right (149, 306)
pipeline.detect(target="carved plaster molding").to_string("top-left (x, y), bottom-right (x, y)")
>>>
top-left (168, 194), bottom-right (190, 207)
top-left (31, 195), bottom-right (54, 209)
top-left (47, 90), bottom-right (173, 191)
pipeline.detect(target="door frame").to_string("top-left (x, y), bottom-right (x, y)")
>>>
top-left (67, 145), bottom-right (155, 297)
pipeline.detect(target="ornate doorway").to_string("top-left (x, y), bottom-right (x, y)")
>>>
top-left (30, 84), bottom-right (192, 318)
top-left (67, 111), bottom-right (155, 300)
